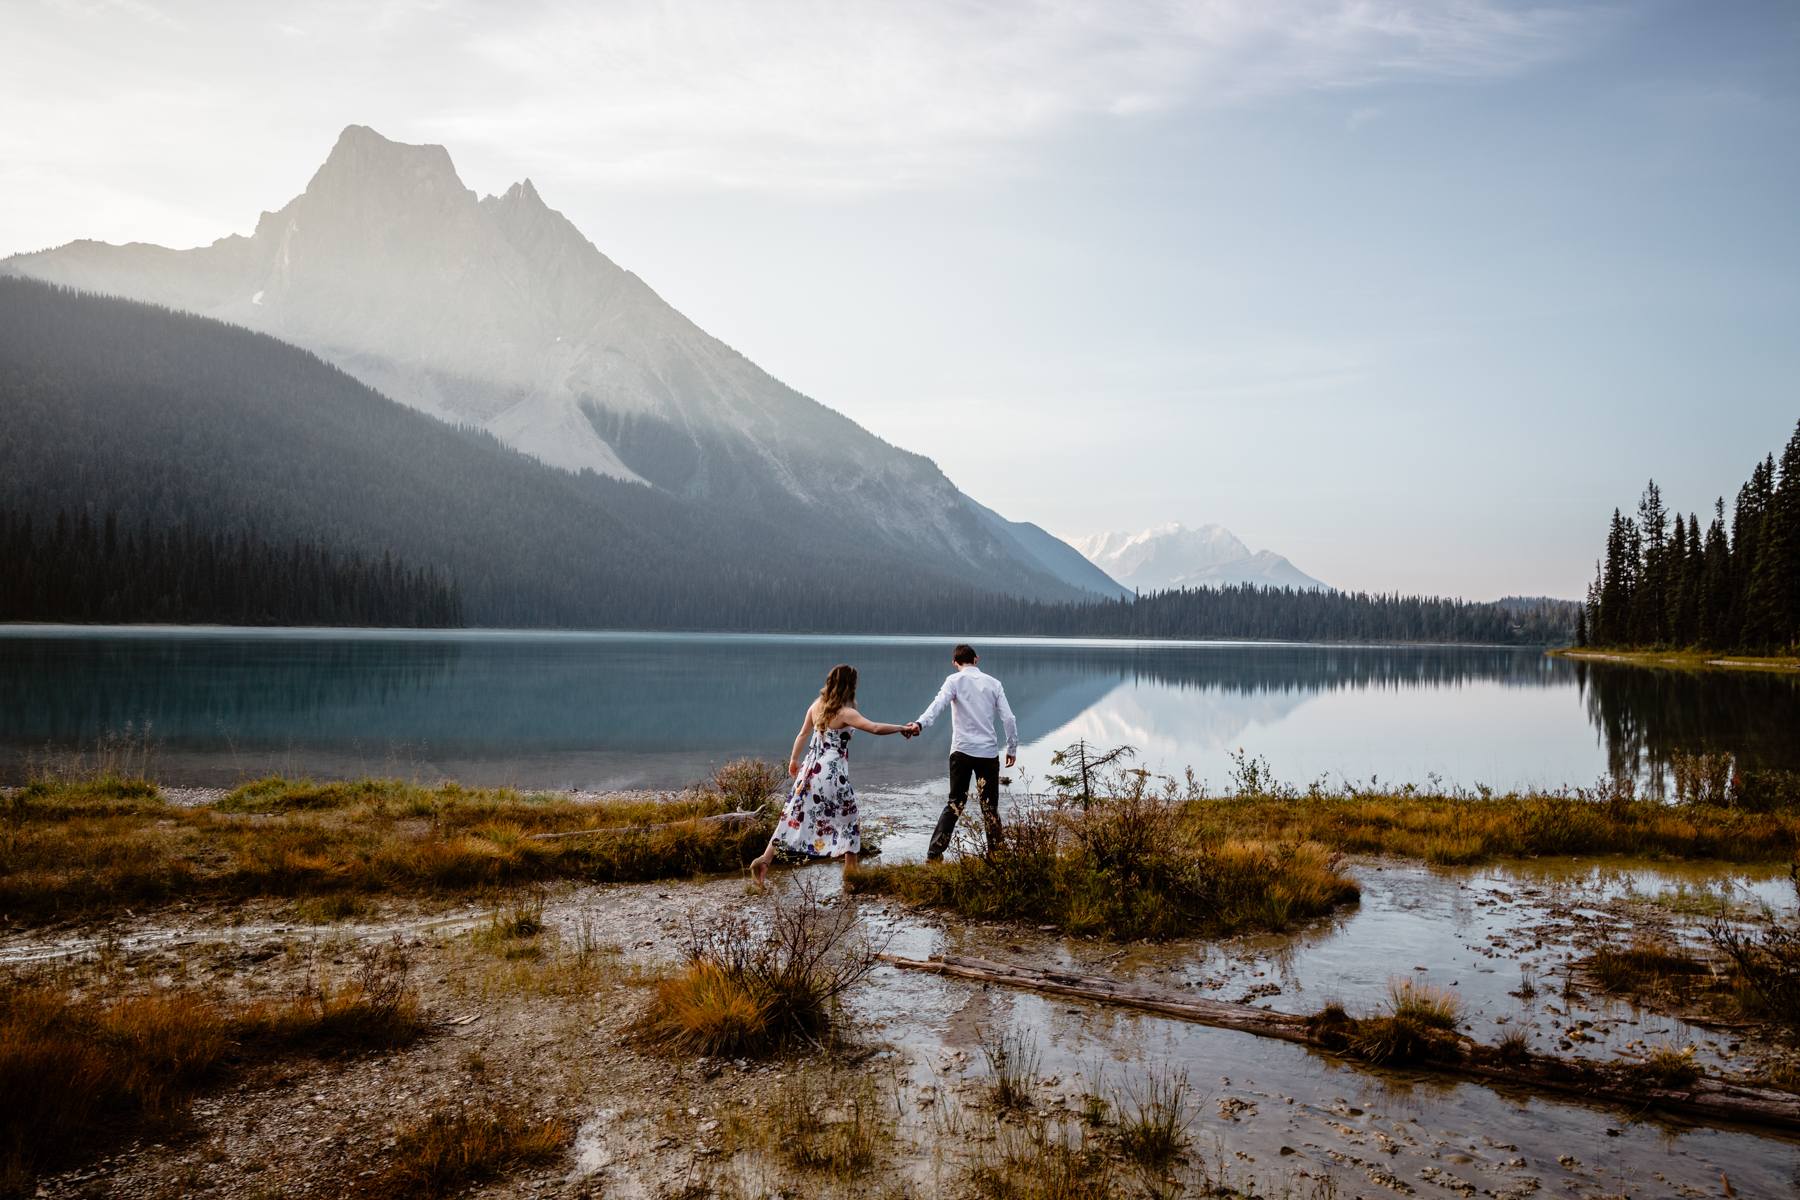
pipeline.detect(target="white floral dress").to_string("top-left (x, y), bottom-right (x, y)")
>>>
top-left (774, 727), bottom-right (861, 858)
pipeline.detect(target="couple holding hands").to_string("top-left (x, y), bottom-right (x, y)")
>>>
top-left (749, 643), bottom-right (1019, 887)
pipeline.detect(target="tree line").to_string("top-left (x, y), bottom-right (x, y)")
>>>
top-left (0, 508), bottom-right (462, 627)
top-left (1581, 419), bottom-right (1800, 654)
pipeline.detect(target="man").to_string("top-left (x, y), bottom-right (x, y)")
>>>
top-left (905, 643), bottom-right (1018, 860)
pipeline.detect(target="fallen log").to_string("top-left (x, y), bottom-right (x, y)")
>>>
top-left (525, 810), bottom-right (768, 841)
top-left (883, 953), bottom-right (1800, 1135)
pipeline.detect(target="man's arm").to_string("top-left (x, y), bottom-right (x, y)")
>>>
top-left (914, 675), bottom-right (955, 731)
top-left (995, 681), bottom-right (1019, 766)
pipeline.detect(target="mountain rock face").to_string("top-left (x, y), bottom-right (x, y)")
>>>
top-left (1071, 523), bottom-right (1329, 593)
top-left (2, 125), bottom-right (1124, 601)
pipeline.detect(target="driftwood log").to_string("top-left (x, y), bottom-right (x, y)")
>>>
top-left (524, 810), bottom-right (768, 841)
top-left (883, 953), bottom-right (1800, 1135)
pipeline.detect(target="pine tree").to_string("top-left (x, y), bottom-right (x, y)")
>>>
top-left (1745, 423), bottom-right (1800, 651)
top-left (1629, 480), bottom-right (1668, 644)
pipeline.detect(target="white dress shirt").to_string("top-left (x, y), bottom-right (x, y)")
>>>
top-left (914, 666), bottom-right (1018, 759)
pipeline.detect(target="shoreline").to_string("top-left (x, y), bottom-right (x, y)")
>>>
top-left (1550, 647), bottom-right (1800, 675)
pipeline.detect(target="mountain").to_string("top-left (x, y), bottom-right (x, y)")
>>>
top-left (0, 279), bottom-right (1063, 630)
top-left (1071, 523), bottom-right (1330, 593)
top-left (0, 124), bottom-right (1122, 602)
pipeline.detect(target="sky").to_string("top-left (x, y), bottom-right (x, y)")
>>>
top-left (4, 0), bottom-right (1797, 599)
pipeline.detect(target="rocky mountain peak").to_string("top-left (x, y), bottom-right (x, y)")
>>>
top-left (302, 125), bottom-right (468, 212)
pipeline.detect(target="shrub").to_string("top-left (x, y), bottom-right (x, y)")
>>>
top-left (712, 758), bottom-right (786, 812)
top-left (635, 880), bottom-right (880, 1057)
top-left (1311, 980), bottom-right (1463, 1067)
top-left (1709, 912), bottom-right (1800, 1033)
top-left (1633, 1044), bottom-right (1702, 1089)
top-left (849, 791), bottom-right (1358, 941)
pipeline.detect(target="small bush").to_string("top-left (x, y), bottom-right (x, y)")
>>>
top-left (712, 758), bottom-right (786, 812)
top-left (354, 1102), bottom-right (570, 1199)
top-left (635, 880), bottom-right (879, 1057)
top-left (1633, 1044), bottom-right (1701, 1089)
top-left (1312, 980), bottom-right (1463, 1067)
top-left (1494, 1027), bottom-right (1532, 1063)
top-left (1709, 914), bottom-right (1800, 1032)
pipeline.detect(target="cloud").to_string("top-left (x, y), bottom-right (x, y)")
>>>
top-left (422, 0), bottom-right (1598, 193)
top-left (0, 0), bottom-right (1605, 255)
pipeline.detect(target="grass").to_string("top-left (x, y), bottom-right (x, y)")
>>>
top-left (351, 1102), bottom-right (570, 1199)
top-left (1632, 1043), bottom-right (1702, 1090)
top-left (982, 1030), bottom-right (1041, 1111)
top-left (634, 880), bottom-right (879, 1057)
top-left (1187, 789), bottom-right (1800, 865)
top-left (850, 758), bottom-right (1800, 939)
top-left (0, 767), bottom-right (777, 921)
top-left (1587, 940), bottom-right (1709, 995)
top-left (1551, 647), bottom-right (1800, 675)
top-left (965, 1126), bottom-right (1120, 1200)
top-left (725, 1071), bottom-right (887, 1177)
top-left (0, 942), bottom-right (429, 1193)
top-left (1113, 1067), bottom-right (1193, 1168)
top-left (1310, 979), bottom-right (1464, 1067)
top-left (847, 790), bottom-right (1360, 940)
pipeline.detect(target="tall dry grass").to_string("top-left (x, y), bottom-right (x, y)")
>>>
top-left (0, 941), bottom-right (429, 1193)
top-left (1, 768), bottom-right (776, 921)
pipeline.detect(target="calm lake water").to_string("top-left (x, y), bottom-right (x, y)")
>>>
top-left (4, 626), bottom-right (1797, 796)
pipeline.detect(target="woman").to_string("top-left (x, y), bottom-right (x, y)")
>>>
top-left (750, 664), bottom-right (911, 887)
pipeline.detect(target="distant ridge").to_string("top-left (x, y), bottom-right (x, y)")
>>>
top-left (1072, 523), bottom-right (1329, 593)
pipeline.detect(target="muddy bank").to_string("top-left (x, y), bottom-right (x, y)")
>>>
top-left (6, 847), bottom-right (1798, 1199)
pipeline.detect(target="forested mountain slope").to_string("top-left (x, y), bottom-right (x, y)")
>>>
top-left (1, 125), bottom-right (1123, 602)
top-left (0, 279), bottom-right (1034, 629)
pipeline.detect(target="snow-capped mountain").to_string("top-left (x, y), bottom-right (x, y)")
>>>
top-left (1071, 523), bottom-right (1329, 593)
top-left (2, 125), bottom-right (1125, 601)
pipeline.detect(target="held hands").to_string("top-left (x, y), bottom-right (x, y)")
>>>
top-left (900, 722), bottom-right (922, 739)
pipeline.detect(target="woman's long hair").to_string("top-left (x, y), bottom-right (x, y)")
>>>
top-left (815, 664), bottom-right (858, 731)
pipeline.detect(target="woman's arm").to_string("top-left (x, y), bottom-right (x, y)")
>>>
top-left (837, 707), bottom-right (904, 736)
top-left (789, 704), bottom-right (816, 776)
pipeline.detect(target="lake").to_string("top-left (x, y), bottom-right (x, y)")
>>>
top-left (4, 626), bottom-right (1797, 799)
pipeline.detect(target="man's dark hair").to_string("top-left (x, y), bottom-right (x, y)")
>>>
top-left (952, 643), bottom-right (978, 664)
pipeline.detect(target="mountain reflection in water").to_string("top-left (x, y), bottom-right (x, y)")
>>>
top-left (2, 628), bottom-right (1795, 793)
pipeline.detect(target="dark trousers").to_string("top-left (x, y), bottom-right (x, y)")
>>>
top-left (928, 751), bottom-right (1002, 860)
